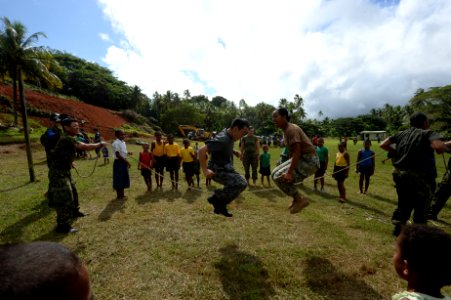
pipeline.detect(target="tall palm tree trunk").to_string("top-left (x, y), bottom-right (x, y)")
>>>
top-left (18, 68), bottom-right (35, 182)
top-left (12, 72), bottom-right (18, 127)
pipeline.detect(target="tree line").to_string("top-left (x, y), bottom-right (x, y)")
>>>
top-left (2, 17), bottom-right (450, 140)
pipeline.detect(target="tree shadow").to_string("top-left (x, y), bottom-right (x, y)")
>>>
top-left (303, 256), bottom-right (384, 300)
top-left (1, 200), bottom-right (52, 242)
top-left (98, 198), bottom-right (126, 222)
top-left (214, 244), bottom-right (275, 300)
top-left (0, 181), bottom-right (32, 193)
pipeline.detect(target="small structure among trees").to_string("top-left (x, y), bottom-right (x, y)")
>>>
top-left (360, 130), bottom-right (387, 141)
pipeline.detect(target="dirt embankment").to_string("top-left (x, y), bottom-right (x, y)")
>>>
top-left (0, 85), bottom-right (127, 140)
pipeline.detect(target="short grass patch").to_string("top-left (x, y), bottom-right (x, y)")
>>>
top-left (1, 138), bottom-right (450, 299)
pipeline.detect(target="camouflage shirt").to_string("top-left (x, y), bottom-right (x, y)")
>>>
top-left (49, 133), bottom-right (78, 175)
top-left (389, 127), bottom-right (442, 178)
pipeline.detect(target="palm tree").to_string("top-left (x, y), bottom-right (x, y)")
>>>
top-left (0, 17), bottom-right (62, 182)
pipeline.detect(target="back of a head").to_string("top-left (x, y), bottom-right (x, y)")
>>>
top-left (409, 112), bottom-right (428, 128)
top-left (0, 242), bottom-right (87, 300)
top-left (399, 225), bottom-right (451, 288)
top-left (230, 118), bottom-right (250, 130)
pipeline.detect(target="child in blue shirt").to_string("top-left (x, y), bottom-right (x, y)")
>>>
top-left (356, 139), bottom-right (375, 194)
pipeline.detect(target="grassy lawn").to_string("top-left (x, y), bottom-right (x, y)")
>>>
top-left (1, 139), bottom-right (450, 299)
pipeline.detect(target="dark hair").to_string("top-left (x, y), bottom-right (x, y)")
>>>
top-left (60, 114), bottom-right (78, 127)
top-left (0, 242), bottom-right (85, 299)
top-left (398, 224), bottom-right (451, 288)
top-left (154, 131), bottom-right (162, 136)
top-left (230, 118), bottom-right (250, 130)
top-left (115, 129), bottom-right (123, 137)
top-left (410, 112), bottom-right (428, 128)
top-left (167, 134), bottom-right (174, 139)
top-left (276, 108), bottom-right (291, 122)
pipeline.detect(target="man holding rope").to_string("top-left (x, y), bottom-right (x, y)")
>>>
top-left (380, 112), bottom-right (451, 236)
top-left (48, 115), bottom-right (106, 233)
top-left (271, 108), bottom-right (319, 214)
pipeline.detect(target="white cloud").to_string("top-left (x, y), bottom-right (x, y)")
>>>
top-left (98, 32), bottom-right (111, 42)
top-left (97, 0), bottom-right (451, 118)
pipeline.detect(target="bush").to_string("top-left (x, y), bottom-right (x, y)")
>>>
top-left (0, 95), bottom-right (12, 108)
top-left (121, 109), bottom-right (148, 125)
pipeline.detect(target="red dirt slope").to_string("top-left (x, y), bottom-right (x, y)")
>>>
top-left (0, 85), bottom-right (127, 140)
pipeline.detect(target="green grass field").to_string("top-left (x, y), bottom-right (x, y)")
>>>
top-left (1, 139), bottom-right (450, 300)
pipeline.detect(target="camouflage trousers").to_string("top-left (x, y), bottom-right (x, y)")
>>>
top-left (49, 174), bottom-right (79, 227)
top-left (392, 169), bottom-right (434, 225)
top-left (429, 169), bottom-right (451, 218)
top-left (271, 154), bottom-right (319, 197)
top-left (209, 163), bottom-right (247, 205)
top-left (242, 153), bottom-right (258, 181)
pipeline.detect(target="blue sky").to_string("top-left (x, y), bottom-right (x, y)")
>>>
top-left (2, 0), bottom-right (451, 119)
top-left (1, 0), bottom-right (115, 65)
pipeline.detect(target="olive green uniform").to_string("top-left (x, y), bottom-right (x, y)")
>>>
top-left (48, 134), bottom-right (79, 231)
top-left (241, 135), bottom-right (259, 181)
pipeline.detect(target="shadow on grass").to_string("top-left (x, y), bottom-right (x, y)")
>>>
top-left (303, 256), bottom-right (384, 300)
top-left (342, 199), bottom-right (389, 217)
top-left (33, 229), bottom-right (67, 242)
top-left (214, 244), bottom-right (275, 300)
top-left (248, 187), bottom-right (285, 202)
top-left (1, 201), bottom-right (52, 242)
top-left (98, 198), bottom-right (126, 222)
top-left (135, 189), bottom-right (188, 205)
top-left (371, 193), bottom-right (396, 205)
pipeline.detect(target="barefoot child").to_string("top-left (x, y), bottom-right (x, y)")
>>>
top-left (138, 143), bottom-right (153, 191)
top-left (356, 139), bottom-right (375, 194)
top-left (314, 137), bottom-right (329, 192)
top-left (180, 139), bottom-right (196, 190)
top-left (112, 129), bottom-right (131, 199)
top-left (259, 144), bottom-right (271, 187)
top-left (392, 224), bottom-right (451, 300)
top-left (332, 142), bottom-right (350, 203)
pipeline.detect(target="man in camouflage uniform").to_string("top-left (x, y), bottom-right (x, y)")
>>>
top-left (380, 112), bottom-right (451, 236)
top-left (240, 127), bottom-right (260, 186)
top-left (428, 157), bottom-right (451, 220)
top-left (49, 115), bottom-right (106, 233)
top-left (199, 118), bottom-right (249, 217)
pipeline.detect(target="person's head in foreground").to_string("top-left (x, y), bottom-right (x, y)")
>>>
top-left (0, 241), bottom-right (93, 300)
top-left (392, 224), bottom-right (451, 299)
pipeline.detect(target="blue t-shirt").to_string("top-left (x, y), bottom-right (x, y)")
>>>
top-left (358, 149), bottom-right (374, 168)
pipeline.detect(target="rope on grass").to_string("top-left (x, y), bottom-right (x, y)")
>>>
top-left (73, 156), bottom-right (100, 178)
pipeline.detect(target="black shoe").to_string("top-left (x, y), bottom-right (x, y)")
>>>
top-left (214, 206), bottom-right (233, 217)
top-left (55, 225), bottom-right (78, 234)
top-left (73, 211), bottom-right (88, 218)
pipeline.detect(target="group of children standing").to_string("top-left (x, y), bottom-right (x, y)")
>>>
top-left (136, 132), bottom-right (202, 192)
top-left (313, 138), bottom-right (375, 203)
